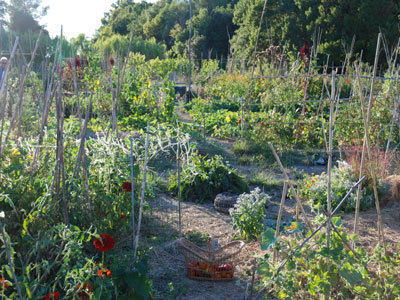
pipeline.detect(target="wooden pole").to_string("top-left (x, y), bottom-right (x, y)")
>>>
top-left (326, 71), bottom-right (336, 250)
top-left (134, 123), bottom-right (150, 260)
top-left (82, 149), bottom-right (92, 221)
top-left (354, 34), bottom-right (385, 247)
top-left (274, 181), bottom-right (288, 262)
top-left (73, 94), bottom-right (92, 179)
top-left (110, 66), bottom-right (117, 134)
top-left (0, 38), bottom-right (19, 156)
top-left (177, 126), bottom-right (182, 237)
top-left (248, 259), bottom-right (257, 300)
top-left (71, 60), bottom-right (82, 131)
top-left (11, 30), bottom-right (42, 140)
top-left (295, 184), bottom-right (300, 222)
top-left (30, 34), bottom-right (61, 172)
top-left (130, 137), bottom-right (136, 251)
top-left (268, 143), bottom-right (314, 231)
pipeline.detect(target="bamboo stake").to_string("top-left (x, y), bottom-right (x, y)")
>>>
top-left (0, 218), bottom-right (23, 300)
top-left (268, 143), bottom-right (314, 231)
top-left (7, 30), bottom-right (42, 141)
top-left (355, 34), bottom-right (385, 247)
top-left (134, 123), bottom-right (150, 260)
top-left (130, 137), bottom-right (135, 252)
top-left (31, 34), bottom-right (61, 172)
top-left (177, 126), bottom-right (182, 237)
top-left (110, 70), bottom-right (117, 134)
top-left (248, 259), bottom-right (257, 300)
top-left (353, 61), bottom-right (369, 240)
top-left (73, 94), bottom-right (92, 179)
top-left (295, 184), bottom-right (300, 222)
top-left (274, 181), bottom-right (288, 262)
top-left (82, 149), bottom-right (92, 221)
top-left (327, 71), bottom-right (336, 250)
top-left (0, 38), bottom-right (19, 156)
top-left (71, 59), bottom-right (82, 131)
top-left (321, 207), bottom-right (360, 260)
top-left (53, 27), bottom-right (68, 224)
top-left (0, 79), bottom-right (9, 154)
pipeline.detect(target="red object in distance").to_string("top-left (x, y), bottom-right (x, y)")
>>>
top-left (93, 234), bottom-right (115, 252)
top-left (122, 181), bottom-right (132, 192)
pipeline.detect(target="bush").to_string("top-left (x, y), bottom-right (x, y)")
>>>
top-left (168, 154), bottom-right (249, 202)
top-left (298, 161), bottom-right (382, 212)
top-left (230, 188), bottom-right (270, 240)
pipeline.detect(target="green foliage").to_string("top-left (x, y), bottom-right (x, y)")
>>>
top-left (111, 256), bottom-right (154, 300)
top-left (231, 0), bottom-right (400, 65)
top-left (230, 188), bottom-right (270, 240)
top-left (257, 219), bottom-right (400, 299)
top-left (169, 154), bottom-right (249, 203)
top-left (298, 162), bottom-right (379, 212)
top-left (185, 230), bottom-right (210, 246)
top-left (120, 61), bottom-right (176, 129)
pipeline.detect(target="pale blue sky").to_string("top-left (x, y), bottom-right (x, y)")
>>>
top-left (41, 0), bottom-right (157, 40)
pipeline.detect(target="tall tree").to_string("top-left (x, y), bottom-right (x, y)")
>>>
top-left (231, 0), bottom-right (400, 65)
top-left (8, 0), bottom-right (48, 33)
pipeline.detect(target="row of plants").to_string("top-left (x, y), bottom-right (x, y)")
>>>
top-left (0, 121), bottom-right (193, 298)
top-left (186, 62), bottom-right (399, 152)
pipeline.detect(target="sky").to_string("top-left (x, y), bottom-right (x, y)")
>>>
top-left (41, 0), bottom-right (157, 40)
top-left (41, 0), bottom-right (116, 40)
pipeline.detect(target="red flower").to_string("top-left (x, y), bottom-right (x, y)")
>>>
top-left (45, 292), bottom-right (60, 300)
top-left (260, 121), bottom-right (265, 126)
top-left (0, 278), bottom-right (9, 290)
top-left (377, 84), bottom-right (381, 89)
top-left (109, 56), bottom-right (115, 67)
top-left (74, 56), bottom-right (81, 68)
top-left (77, 282), bottom-right (93, 300)
top-left (97, 267), bottom-right (112, 279)
top-left (93, 234), bottom-right (115, 252)
top-left (84, 57), bottom-right (89, 67)
top-left (122, 181), bottom-right (132, 192)
top-left (300, 43), bottom-right (310, 62)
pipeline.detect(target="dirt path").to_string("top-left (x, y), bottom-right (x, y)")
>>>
top-left (144, 195), bottom-right (252, 300)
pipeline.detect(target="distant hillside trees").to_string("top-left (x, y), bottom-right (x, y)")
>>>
top-left (231, 0), bottom-right (400, 65)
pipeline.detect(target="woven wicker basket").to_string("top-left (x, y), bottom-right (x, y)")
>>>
top-left (179, 237), bottom-right (245, 281)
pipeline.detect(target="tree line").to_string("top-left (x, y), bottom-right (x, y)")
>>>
top-left (0, 0), bottom-right (399, 67)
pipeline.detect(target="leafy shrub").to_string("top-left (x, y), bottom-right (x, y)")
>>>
top-left (168, 154), bottom-right (249, 202)
top-left (298, 162), bottom-right (381, 212)
top-left (258, 218), bottom-right (400, 299)
top-left (230, 188), bottom-right (270, 240)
